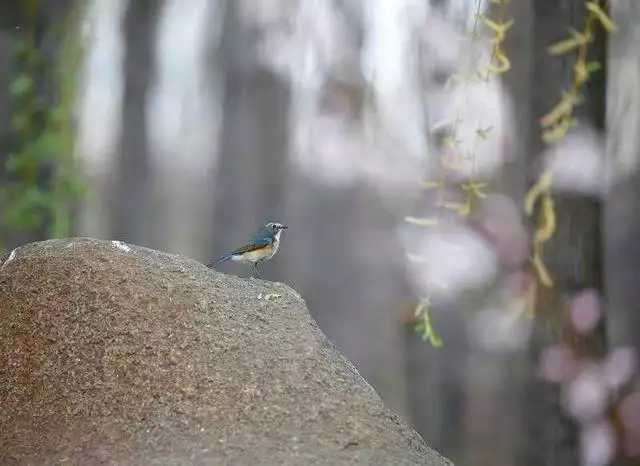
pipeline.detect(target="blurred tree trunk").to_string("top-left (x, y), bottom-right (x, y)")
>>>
top-left (208, 0), bottom-right (412, 417)
top-left (457, 2), bottom-right (536, 465)
top-left (114, 0), bottom-right (161, 245)
top-left (281, 178), bottom-right (412, 416)
top-left (519, 0), bottom-right (609, 465)
top-left (404, 306), bottom-right (469, 463)
top-left (211, 0), bottom-right (290, 279)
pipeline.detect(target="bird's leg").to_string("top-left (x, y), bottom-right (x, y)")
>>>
top-left (253, 262), bottom-right (262, 279)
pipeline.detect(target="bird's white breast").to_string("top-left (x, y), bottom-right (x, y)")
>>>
top-left (270, 230), bottom-right (283, 255)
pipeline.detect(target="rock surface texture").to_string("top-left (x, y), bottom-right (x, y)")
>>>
top-left (0, 238), bottom-right (451, 465)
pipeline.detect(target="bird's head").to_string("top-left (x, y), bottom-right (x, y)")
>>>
top-left (262, 221), bottom-right (288, 237)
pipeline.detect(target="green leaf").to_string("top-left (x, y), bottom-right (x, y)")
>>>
top-left (5, 153), bottom-right (24, 172)
top-left (49, 106), bottom-right (67, 125)
top-left (26, 187), bottom-right (52, 209)
top-left (428, 328), bottom-right (443, 348)
top-left (2, 187), bottom-right (51, 230)
top-left (414, 310), bottom-right (444, 348)
top-left (10, 75), bottom-right (33, 97)
top-left (586, 61), bottom-right (602, 73)
top-left (36, 133), bottom-right (60, 154)
top-left (11, 113), bottom-right (30, 132)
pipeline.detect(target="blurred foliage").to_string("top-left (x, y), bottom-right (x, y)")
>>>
top-left (410, 0), bottom-right (616, 346)
top-left (542, 0), bottom-right (615, 144)
top-left (409, 0), bottom-right (512, 346)
top-left (414, 298), bottom-right (443, 348)
top-left (1, 1), bottom-right (86, 248)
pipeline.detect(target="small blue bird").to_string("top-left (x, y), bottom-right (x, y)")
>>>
top-left (208, 221), bottom-right (288, 278)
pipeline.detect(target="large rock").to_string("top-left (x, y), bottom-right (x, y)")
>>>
top-left (0, 238), bottom-right (450, 465)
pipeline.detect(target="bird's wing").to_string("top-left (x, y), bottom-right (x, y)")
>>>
top-left (229, 236), bottom-right (272, 255)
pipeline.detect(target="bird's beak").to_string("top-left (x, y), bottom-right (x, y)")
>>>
top-left (280, 225), bottom-right (288, 230)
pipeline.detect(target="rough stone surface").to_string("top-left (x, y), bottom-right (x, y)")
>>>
top-left (0, 238), bottom-right (451, 465)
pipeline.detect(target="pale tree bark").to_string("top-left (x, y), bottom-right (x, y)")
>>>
top-left (75, 0), bottom-right (127, 242)
top-left (603, 5), bottom-right (640, 462)
top-left (146, 0), bottom-right (220, 261)
top-left (604, 0), bottom-right (640, 364)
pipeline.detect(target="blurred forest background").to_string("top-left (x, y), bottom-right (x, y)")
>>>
top-left (1, 0), bottom-right (639, 465)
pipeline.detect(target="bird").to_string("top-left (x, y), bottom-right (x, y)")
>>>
top-left (208, 221), bottom-right (288, 278)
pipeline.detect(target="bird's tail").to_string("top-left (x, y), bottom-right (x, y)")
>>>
top-left (207, 254), bottom-right (232, 268)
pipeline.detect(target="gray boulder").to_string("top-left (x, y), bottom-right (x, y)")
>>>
top-left (0, 238), bottom-right (451, 465)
